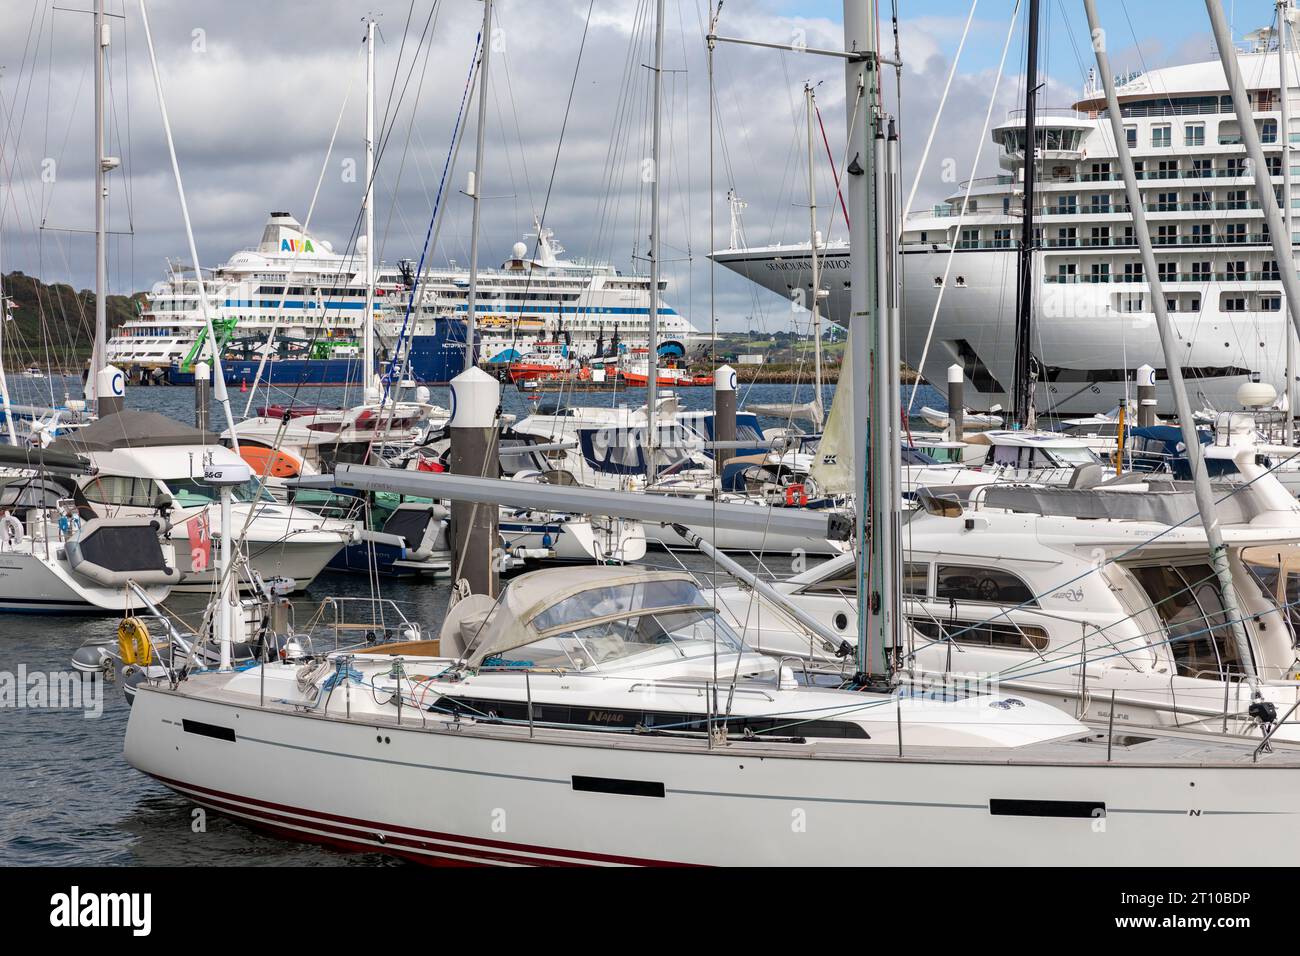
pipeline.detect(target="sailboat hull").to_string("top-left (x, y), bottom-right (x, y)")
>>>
top-left (126, 683), bottom-right (1300, 866)
top-left (0, 552), bottom-right (170, 614)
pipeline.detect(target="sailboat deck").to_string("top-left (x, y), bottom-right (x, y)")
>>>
top-left (168, 680), bottom-right (1300, 769)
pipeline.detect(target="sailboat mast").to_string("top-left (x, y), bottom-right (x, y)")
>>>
top-left (363, 14), bottom-right (377, 396)
top-left (1280, 0), bottom-right (1296, 443)
top-left (645, 0), bottom-right (666, 470)
top-left (846, 4), bottom-right (894, 678)
top-left (91, 0), bottom-right (108, 409)
top-left (465, 0), bottom-right (493, 370)
top-left (805, 83), bottom-right (823, 418)
top-left (1012, 0), bottom-right (1040, 428)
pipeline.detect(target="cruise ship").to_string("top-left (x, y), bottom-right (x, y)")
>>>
top-left (108, 212), bottom-right (465, 386)
top-left (388, 221), bottom-right (704, 376)
top-left (110, 214), bottom-right (703, 386)
top-left (712, 34), bottom-right (1300, 415)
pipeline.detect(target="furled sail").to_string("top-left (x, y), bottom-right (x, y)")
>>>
top-left (809, 325), bottom-right (854, 494)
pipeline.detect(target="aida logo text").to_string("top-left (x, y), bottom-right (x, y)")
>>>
top-left (280, 238), bottom-right (314, 252)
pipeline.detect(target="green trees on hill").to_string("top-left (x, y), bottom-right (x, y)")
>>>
top-left (0, 271), bottom-right (145, 367)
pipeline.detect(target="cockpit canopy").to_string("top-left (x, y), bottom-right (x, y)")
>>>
top-left (440, 567), bottom-right (747, 672)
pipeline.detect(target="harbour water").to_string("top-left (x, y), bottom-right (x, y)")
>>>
top-left (0, 377), bottom-right (939, 865)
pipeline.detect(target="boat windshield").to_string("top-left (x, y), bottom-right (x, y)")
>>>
top-left (1043, 445), bottom-right (1101, 467)
top-left (166, 477), bottom-right (277, 507)
top-left (492, 607), bottom-right (745, 671)
top-left (532, 578), bottom-right (707, 631)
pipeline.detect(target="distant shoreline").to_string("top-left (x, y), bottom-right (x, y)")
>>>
top-left (732, 363), bottom-right (920, 384)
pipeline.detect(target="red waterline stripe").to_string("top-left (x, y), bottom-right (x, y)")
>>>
top-left (153, 773), bottom-right (695, 867)
top-left (179, 786), bottom-right (586, 867)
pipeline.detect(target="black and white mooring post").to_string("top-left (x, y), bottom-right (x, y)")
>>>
top-left (194, 360), bottom-right (211, 432)
top-left (96, 364), bottom-right (125, 418)
top-left (713, 363), bottom-right (737, 475)
top-left (1136, 363), bottom-right (1156, 427)
top-left (946, 364), bottom-right (964, 443)
top-left (449, 366), bottom-right (500, 597)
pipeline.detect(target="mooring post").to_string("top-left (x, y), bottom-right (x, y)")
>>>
top-left (194, 360), bottom-right (211, 432)
top-left (946, 364), bottom-right (964, 442)
top-left (449, 366), bottom-right (500, 597)
top-left (713, 363), bottom-right (737, 475)
top-left (96, 364), bottom-right (125, 417)
top-left (1136, 363), bottom-right (1156, 428)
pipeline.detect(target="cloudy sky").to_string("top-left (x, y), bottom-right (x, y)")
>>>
top-left (0, 0), bottom-right (1285, 336)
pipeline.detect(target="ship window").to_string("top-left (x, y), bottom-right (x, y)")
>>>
top-left (936, 565), bottom-right (1037, 607)
top-left (904, 562), bottom-right (929, 597)
top-left (1184, 123), bottom-right (1205, 146)
top-left (1151, 125), bottom-right (1171, 147)
top-left (1130, 564), bottom-right (1253, 678)
top-left (910, 616), bottom-right (1049, 652)
top-left (166, 477), bottom-right (276, 506)
top-left (81, 476), bottom-right (169, 509)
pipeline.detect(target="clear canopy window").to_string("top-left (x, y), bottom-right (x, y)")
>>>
top-left (490, 607), bottom-right (745, 671)
top-left (1131, 563), bottom-right (1253, 678)
top-left (478, 578), bottom-right (745, 672)
top-left (532, 579), bottom-right (708, 632)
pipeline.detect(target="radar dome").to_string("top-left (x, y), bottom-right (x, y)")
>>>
top-left (511, 241), bottom-right (527, 259)
top-left (1236, 380), bottom-right (1277, 408)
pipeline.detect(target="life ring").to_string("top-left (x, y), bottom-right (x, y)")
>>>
top-left (117, 617), bottom-right (153, 667)
top-left (0, 514), bottom-right (22, 549)
top-left (784, 483), bottom-right (807, 507)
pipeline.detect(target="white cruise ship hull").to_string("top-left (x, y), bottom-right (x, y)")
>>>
top-left (713, 243), bottom-right (1275, 416)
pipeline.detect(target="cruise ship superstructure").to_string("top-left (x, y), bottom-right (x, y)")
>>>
top-left (712, 37), bottom-right (1300, 415)
top-left (107, 212), bottom-right (407, 383)
top-left (109, 213), bottom-right (702, 386)
top-left (388, 221), bottom-right (702, 373)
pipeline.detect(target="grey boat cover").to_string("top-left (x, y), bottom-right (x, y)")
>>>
top-left (65, 516), bottom-right (178, 587)
top-left (49, 409), bottom-right (219, 453)
top-left (0, 444), bottom-right (90, 475)
top-left (981, 483), bottom-right (1261, 526)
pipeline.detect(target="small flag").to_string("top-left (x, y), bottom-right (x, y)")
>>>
top-left (186, 511), bottom-right (211, 572)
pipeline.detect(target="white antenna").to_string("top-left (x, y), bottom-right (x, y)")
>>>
top-left (726, 188), bottom-right (748, 250)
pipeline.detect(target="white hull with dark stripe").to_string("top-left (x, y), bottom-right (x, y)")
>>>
top-left (125, 667), bottom-right (1300, 866)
